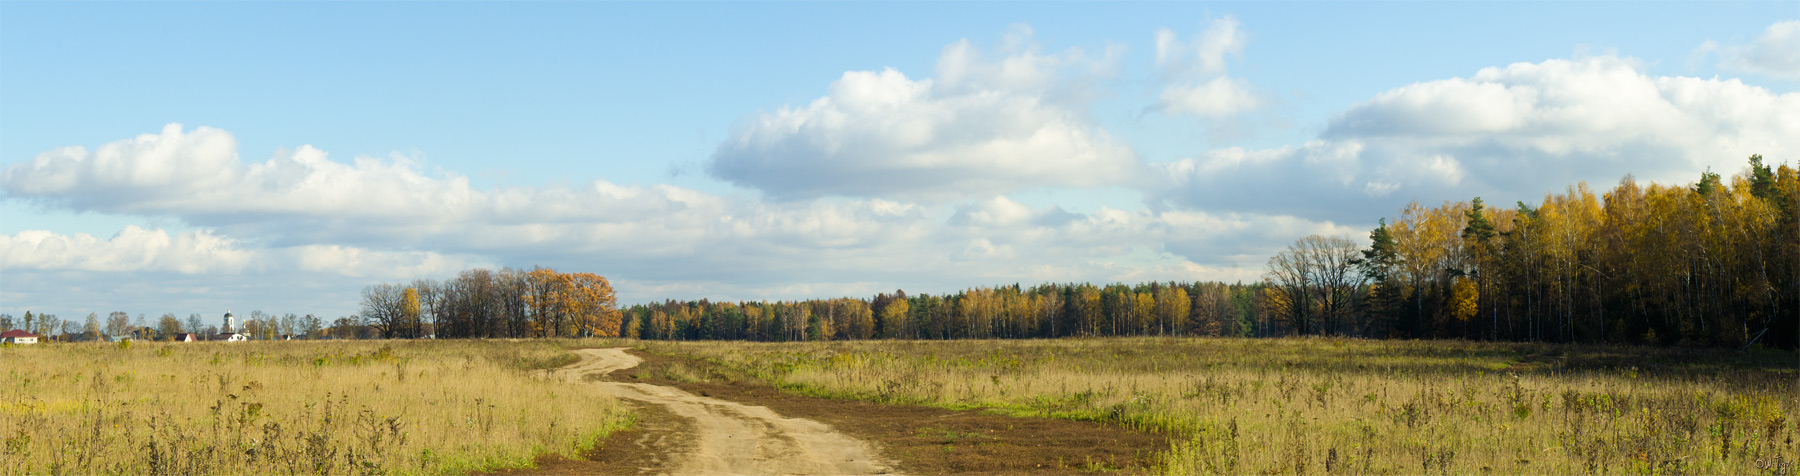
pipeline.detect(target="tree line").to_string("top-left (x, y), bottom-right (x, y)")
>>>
top-left (1293, 155), bottom-right (1795, 348)
top-left (620, 282), bottom-right (1275, 342)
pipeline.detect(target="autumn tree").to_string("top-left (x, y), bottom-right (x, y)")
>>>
top-left (106, 311), bottom-right (131, 337)
top-left (156, 313), bottom-right (183, 340)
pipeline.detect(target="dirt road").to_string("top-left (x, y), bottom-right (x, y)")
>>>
top-left (556, 348), bottom-right (895, 476)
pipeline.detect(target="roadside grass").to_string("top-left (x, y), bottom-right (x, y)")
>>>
top-left (623, 337), bottom-right (1798, 475)
top-left (0, 339), bottom-right (629, 476)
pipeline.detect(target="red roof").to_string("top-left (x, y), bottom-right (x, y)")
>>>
top-left (2, 329), bottom-right (37, 338)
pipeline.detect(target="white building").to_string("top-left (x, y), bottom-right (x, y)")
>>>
top-left (2, 329), bottom-right (38, 345)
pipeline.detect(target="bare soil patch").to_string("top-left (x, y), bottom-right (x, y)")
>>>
top-left (488, 347), bottom-right (1170, 475)
top-left (484, 400), bottom-right (692, 476)
top-left (602, 348), bottom-right (1170, 475)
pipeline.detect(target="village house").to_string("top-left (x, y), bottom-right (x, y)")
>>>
top-left (173, 333), bottom-right (200, 342)
top-left (2, 329), bottom-right (39, 345)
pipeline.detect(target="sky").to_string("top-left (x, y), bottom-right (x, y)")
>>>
top-left (3, 2), bottom-right (1798, 321)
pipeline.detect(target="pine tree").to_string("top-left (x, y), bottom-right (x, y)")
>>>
top-left (1355, 219), bottom-right (1404, 336)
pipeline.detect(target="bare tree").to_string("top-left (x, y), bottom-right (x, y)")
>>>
top-left (413, 278), bottom-right (441, 337)
top-left (361, 284), bottom-right (405, 338)
top-left (1305, 235), bottom-right (1368, 335)
top-left (1264, 235), bottom-right (1367, 336)
top-left (279, 313), bottom-right (299, 336)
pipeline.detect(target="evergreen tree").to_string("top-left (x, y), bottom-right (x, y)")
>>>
top-left (1355, 219), bottom-right (1404, 336)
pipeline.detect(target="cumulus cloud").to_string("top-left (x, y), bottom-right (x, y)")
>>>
top-left (1709, 20), bottom-right (1800, 79)
top-left (1152, 16), bottom-right (1262, 118)
top-left (1, 226), bottom-right (252, 274)
top-left (1158, 77), bottom-right (1261, 118)
top-left (0, 226), bottom-right (481, 278)
top-left (3, 124), bottom-right (243, 209)
top-left (0, 125), bottom-right (918, 256)
top-left (1153, 55), bottom-right (1800, 220)
top-left (3, 125), bottom-right (1333, 301)
top-left (707, 26), bottom-right (1138, 201)
top-left (1155, 16), bottom-right (1245, 77)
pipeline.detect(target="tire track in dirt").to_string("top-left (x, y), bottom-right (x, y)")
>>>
top-left (556, 348), bottom-right (896, 476)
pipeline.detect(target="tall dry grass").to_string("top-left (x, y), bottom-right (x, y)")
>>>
top-left (0, 339), bottom-right (628, 476)
top-left (639, 337), bottom-right (1798, 475)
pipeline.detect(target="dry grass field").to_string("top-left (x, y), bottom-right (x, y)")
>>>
top-left (634, 337), bottom-right (1798, 475)
top-left (0, 339), bottom-right (629, 476)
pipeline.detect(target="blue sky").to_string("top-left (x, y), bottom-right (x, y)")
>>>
top-left (3, 2), bottom-right (1797, 322)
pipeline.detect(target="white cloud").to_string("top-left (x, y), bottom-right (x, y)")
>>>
top-left (1155, 16), bottom-right (1245, 77)
top-left (1158, 77), bottom-right (1261, 118)
top-left (0, 226), bottom-right (481, 278)
top-left (2, 124), bottom-right (243, 209)
top-left (707, 27), bottom-right (1138, 201)
top-left (1713, 20), bottom-right (1800, 79)
top-left (1154, 56), bottom-right (1800, 220)
top-left (1152, 17), bottom-right (1261, 118)
top-left (1, 226), bottom-right (252, 274)
top-left (0, 118), bottom-right (1380, 318)
top-left (1, 124), bottom-right (1309, 292)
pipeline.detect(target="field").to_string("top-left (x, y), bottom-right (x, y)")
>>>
top-left (0, 340), bottom-right (629, 476)
top-left (635, 337), bottom-right (1799, 475)
top-left (4, 337), bottom-right (1794, 476)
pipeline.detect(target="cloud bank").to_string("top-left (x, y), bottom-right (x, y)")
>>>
top-left (707, 27), bottom-right (1139, 201)
top-left (2, 123), bottom-right (1332, 311)
top-left (1152, 56), bottom-right (1800, 220)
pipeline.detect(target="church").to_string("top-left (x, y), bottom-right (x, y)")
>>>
top-left (215, 309), bottom-right (248, 342)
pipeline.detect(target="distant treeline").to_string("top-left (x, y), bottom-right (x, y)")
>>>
top-left (622, 282), bottom-right (1268, 342)
top-left (352, 155), bottom-right (1795, 349)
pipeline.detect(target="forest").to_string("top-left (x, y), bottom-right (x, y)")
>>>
top-left (357, 156), bottom-right (1795, 349)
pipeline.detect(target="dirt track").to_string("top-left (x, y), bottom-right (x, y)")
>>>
top-left (556, 348), bottom-right (895, 475)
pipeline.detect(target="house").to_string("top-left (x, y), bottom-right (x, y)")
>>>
top-left (173, 333), bottom-right (199, 342)
top-left (2, 329), bottom-right (39, 345)
top-left (215, 332), bottom-right (248, 342)
top-left (107, 335), bottom-right (134, 343)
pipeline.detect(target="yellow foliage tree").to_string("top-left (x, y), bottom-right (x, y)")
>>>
top-left (401, 287), bottom-right (421, 337)
top-left (1450, 276), bottom-right (1478, 322)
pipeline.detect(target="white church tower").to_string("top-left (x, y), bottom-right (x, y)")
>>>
top-left (223, 309), bottom-right (236, 334)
